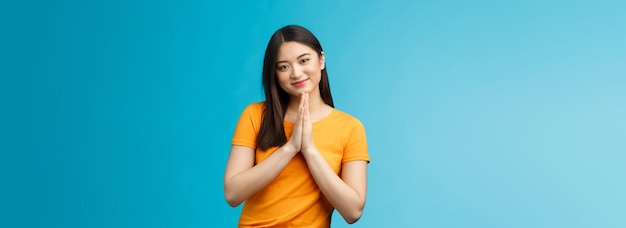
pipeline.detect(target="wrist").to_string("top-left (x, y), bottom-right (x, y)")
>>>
top-left (301, 146), bottom-right (318, 156)
top-left (283, 142), bottom-right (300, 155)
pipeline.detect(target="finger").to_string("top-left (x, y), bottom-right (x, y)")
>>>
top-left (304, 92), bottom-right (308, 120)
top-left (300, 92), bottom-right (306, 124)
top-left (296, 93), bottom-right (304, 123)
top-left (302, 93), bottom-right (313, 151)
top-left (305, 92), bottom-right (310, 122)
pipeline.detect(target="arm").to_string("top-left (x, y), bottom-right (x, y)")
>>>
top-left (223, 144), bottom-right (298, 207)
top-left (224, 101), bottom-right (305, 207)
top-left (299, 92), bottom-right (368, 223)
top-left (302, 152), bottom-right (368, 224)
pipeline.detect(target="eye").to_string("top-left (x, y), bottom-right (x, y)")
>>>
top-left (277, 64), bottom-right (289, 72)
top-left (300, 58), bottom-right (310, 64)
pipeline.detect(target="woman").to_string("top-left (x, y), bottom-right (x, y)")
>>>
top-left (224, 25), bottom-right (370, 227)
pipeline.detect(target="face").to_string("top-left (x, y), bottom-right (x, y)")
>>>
top-left (275, 41), bottom-right (325, 97)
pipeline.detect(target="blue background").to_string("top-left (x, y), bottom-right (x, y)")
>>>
top-left (1, 0), bottom-right (625, 227)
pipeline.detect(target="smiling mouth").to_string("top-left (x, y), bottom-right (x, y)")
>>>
top-left (292, 79), bottom-right (308, 87)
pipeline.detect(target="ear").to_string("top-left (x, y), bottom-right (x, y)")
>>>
top-left (319, 51), bottom-right (325, 70)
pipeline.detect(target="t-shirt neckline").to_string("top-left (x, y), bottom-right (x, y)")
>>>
top-left (283, 108), bottom-right (336, 125)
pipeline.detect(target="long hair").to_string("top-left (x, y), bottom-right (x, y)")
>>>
top-left (256, 25), bottom-right (334, 151)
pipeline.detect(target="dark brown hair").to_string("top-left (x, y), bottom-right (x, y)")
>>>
top-left (256, 25), bottom-right (334, 151)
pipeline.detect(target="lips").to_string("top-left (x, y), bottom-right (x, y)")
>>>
top-left (291, 79), bottom-right (308, 87)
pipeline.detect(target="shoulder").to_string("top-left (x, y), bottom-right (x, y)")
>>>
top-left (235, 101), bottom-right (266, 124)
top-left (241, 101), bottom-right (265, 115)
top-left (247, 101), bottom-right (265, 110)
top-left (330, 108), bottom-right (366, 129)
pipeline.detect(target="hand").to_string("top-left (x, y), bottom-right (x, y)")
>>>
top-left (285, 93), bottom-right (306, 153)
top-left (300, 92), bottom-right (316, 154)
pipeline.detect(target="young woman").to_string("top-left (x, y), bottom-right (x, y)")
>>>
top-left (224, 25), bottom-right (370, 227)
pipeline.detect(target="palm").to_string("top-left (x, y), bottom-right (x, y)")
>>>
top-left (287, 92), bottom-right (314, 153)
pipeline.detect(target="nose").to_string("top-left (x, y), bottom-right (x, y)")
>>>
top-left (291, 64), bottom-right (303, 79)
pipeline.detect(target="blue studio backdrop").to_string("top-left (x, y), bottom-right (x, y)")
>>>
top-left (1, 0), bottom-right (625, 227)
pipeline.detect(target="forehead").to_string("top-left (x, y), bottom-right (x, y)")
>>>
top-left (277, 41), bottom-right (317, 60)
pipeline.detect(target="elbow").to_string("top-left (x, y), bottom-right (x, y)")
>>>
top-left (343, 207), bottom-right (364, 224)
top-left (225, 197), bottom-right (242, 207)
top-left (224, 189), bottom-right (244, 207)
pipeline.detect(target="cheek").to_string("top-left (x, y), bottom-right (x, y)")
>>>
top-left (276, 73), bottom-right (291, 88)
top-left (305, 65), bottom-right (322, 78)
top-left (277, 72), bottom-right (289, 83)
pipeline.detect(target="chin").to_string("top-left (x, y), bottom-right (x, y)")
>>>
top-left (285, 85), bottom-right (315, 97)
top-left (292, 87), bottom-right (310, 94)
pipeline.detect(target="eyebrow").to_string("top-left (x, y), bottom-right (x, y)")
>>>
top-left (277, 53), bottom-right (311, 64)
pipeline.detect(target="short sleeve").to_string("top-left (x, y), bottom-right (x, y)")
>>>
top-left (342, 118), bottom-right (370, 163)
top-left (231, 103), bottom-right (263, 149)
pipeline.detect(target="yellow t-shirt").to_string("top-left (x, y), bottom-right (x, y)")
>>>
top-left (231, 102), bottom-right (370, 228)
